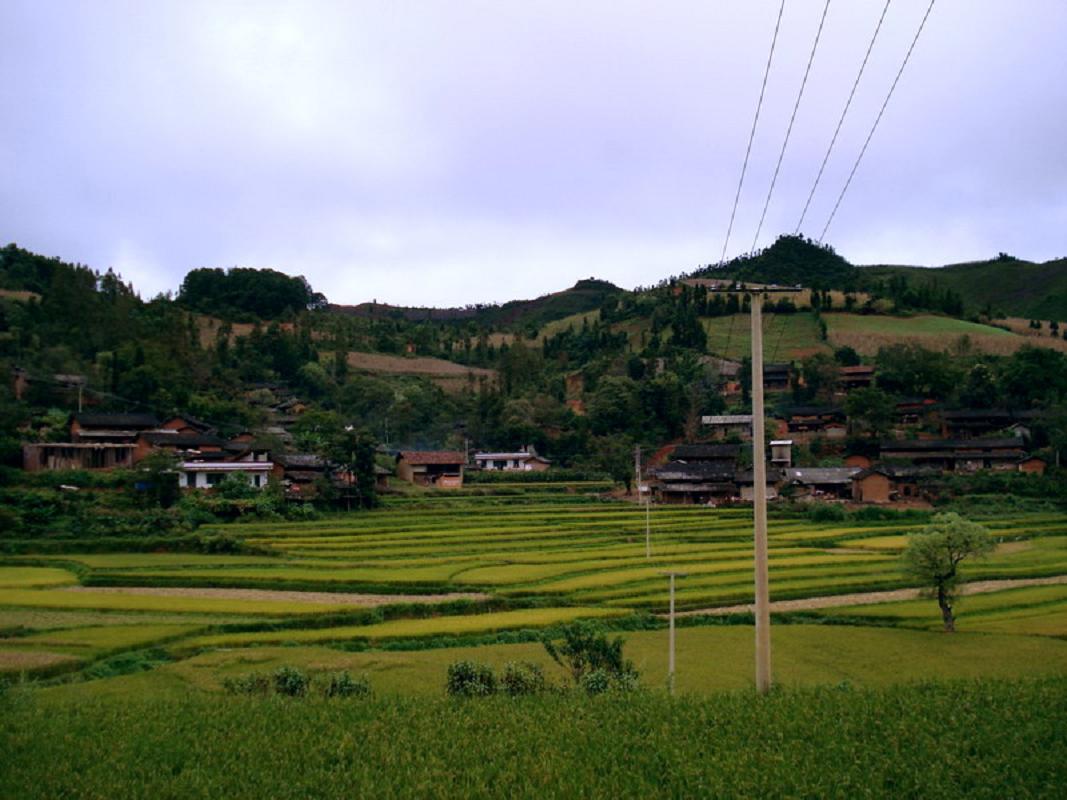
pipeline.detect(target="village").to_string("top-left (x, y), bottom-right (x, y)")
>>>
top-left (14, 355), bottom-right (1051, 510)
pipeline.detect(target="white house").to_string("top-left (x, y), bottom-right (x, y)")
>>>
top-left (473, 446), bottom-right (550, 472)
top-left (178, 461), bottom-right (273, 490)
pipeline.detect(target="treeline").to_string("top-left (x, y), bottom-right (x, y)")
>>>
top-left (178, 267), bottom-right (327, 319)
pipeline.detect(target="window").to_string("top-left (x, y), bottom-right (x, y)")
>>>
top-left (206, 473), bottom-right (224, 487)
top-left (253, 475), bottom-right (261, 487)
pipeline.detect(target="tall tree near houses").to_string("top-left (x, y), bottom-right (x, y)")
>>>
top-left (902, 513), bottom-right (994, 633)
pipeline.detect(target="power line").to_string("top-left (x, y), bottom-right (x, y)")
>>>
top-left (794, 0), bottom-right (892, 235)
top-left (719, 0), bottom-right (786, 265)
top-left (819, 0), bottom-right (937, 242)
top-left (751, 0), bottom-right (832, 252)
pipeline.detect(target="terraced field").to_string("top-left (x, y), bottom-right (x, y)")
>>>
top-left (2, 489), bottom-right (1066, 691)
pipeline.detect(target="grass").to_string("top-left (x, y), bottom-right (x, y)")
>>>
top-left (702, 312), bottom-right (829, 361)
top-left (4, 678), bottom-right (1065, 798)
top-left (0, 566), bottom-right (78, 589)
top-left (178, 607), bottom-right (628, 650)
top-left (0, 588), bottom-right (365, 616)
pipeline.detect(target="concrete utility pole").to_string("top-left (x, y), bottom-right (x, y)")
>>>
top-left (662, 570), bottom-right (687, 695)
top-left (634, 445), bottom-right (651, 558)
top-left (750, 292), bottom-right (772, 694)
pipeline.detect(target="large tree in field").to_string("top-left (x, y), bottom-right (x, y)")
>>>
top-left (902, 513), bottom-right (994, 633)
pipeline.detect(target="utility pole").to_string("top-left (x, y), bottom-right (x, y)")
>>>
top-left (661, 570), bottom-right (687, 695)
top-left (750, 292), bottom-right (772, 694)
top-left (635, 445), bottom-right (650, 558)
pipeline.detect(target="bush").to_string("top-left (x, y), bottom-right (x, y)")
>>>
top-left (579, 669), bottom-right (611, 695)
top-left (323, 671), bottom-right (371, 698)
top-left (221, 672), bottom-right (271, 695)
top-left (446, 661), bottom-right (497, 697)
top-left (501, 661), bottom-right (546, 696)
top-left (807, 504), bottom-right (846, 523)
top-left (542, 621), bottom-right (639, 689)
top-left (273, 666), bottom-right (310, 697)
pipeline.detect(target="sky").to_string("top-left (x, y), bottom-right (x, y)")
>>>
top-left (1, 1), bottom-right (1065, 307)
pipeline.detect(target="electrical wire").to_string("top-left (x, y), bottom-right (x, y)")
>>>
top-left (794, 0), bottom-right (892, 235)
top-left (751, 0), bottom-right (832, 252)
top-left (819, 0), bottom-right (936, 242)
top-left (719, 0), bottom-right (786, 265)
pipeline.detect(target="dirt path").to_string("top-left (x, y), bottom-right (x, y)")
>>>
top-left (62, 586), bottom-right (489, 607)
top-left (675, 575), bottom-right (1067, 618)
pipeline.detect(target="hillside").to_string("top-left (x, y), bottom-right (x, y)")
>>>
top-left (331, 279), bottom-right (623, 330)
top-left (860, 256), bottom-right (1067, 320)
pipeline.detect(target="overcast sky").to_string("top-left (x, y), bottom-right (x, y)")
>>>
top-left (2, 1), bottom-right (1065, 307)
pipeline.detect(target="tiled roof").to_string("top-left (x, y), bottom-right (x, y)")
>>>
top-left (671, 444), bottom-right (741, 460)
top-left (74, 413), bottom-right (160, 428)
top-left (400, 450), bottom-right (466, 465)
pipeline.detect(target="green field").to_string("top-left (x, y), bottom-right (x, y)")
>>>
top-left (702, 312), bottom-right (829, 361)
top-left (4, 679), bottom-right (1065, 798)
top-left (2, 489), bottom-right (1066, 695)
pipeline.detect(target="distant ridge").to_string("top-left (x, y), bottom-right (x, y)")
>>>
top-left (330, 278), bottom-right (622, 328)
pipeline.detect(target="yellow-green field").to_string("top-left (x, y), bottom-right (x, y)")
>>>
top-left (2, 490), bottom-right (1066, 694)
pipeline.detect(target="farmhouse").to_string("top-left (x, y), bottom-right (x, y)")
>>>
top-left (736, 467), bottom-right (783, 502)
top-left (878, 437), bottom-right (1027, 472)
top-left (651, 460), bottom-right (736, 505)
top-left (763, 363), bottom-right (792, 392)
top-left (396, 451), bottom-right (466, 487)
top-left (895, 398), bottom-right (940, 426)
top-left (70, 412), bottom-right (161, 444)
top-left (701, 414), bottom-right (753, 441)
top-left (177, 460), bottom-right (273, 490)
top-left (22, 442), bottom-right (135, 472)
top-left (784, 406), bottom-right (846, 435)
top-left (133, 431), bottom-right (226, 463)
top-left (473, 446), bottom-right (551, 471)
top-left (837, 365), bottom-right (876, 391)
top-left (851, 465), bottom-right (940, 504)
top-left (782, 467), bottom-right (861, 501)
top-left (940, 409), bottom-right (1040, 439)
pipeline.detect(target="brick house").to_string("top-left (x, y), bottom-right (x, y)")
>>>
top-left (396, 451), bottom-right (466, 487)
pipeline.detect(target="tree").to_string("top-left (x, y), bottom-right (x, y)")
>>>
top-left (902, 513), bottom-right (994, 632)
top-left (844, 386), bottom-right (895, 439)
top-left (542, 621), bottom-right (638, 691)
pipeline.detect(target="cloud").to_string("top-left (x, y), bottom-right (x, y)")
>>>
top-left (1, 0), bottom-right (1065, 306)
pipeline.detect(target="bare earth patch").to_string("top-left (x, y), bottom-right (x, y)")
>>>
top-left (61, 586), bottom-right (488, 607)
top-left (677, 574), bottom-right (1067, 617)
top-left (0, 651), bottom-right (79, 672)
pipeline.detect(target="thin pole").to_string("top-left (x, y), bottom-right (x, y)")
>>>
top-left (645, 487), bottom-right (651, 559)
top-left (751, 293), bottom-right (773, 694)
top-left (668, 572), bottom-right (676, 695)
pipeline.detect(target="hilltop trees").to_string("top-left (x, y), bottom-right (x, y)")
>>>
top-left (178, 267), bottom-right (325, 319)
top-left (902, 513), bottom-right (994, 633)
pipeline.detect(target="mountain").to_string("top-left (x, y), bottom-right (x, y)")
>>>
top-left (859, 256), bottom-right (1067, 321)
top-left (330, 278), bottom-right (623, 329)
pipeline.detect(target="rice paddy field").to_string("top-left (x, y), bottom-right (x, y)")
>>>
top-left (2, 487), bottom-right (1066, 692)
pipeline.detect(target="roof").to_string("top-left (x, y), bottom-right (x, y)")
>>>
top-left (786, 406), bottom-right (844, 418)
top-left (701, 415), bottom-right (752, 426)
top-left (839, 365), bottom-right (875, 375)
top-left (856, 465), bottom-right (941, 480)
top-left (275, 453), bottom-right (326, 469)
top-left (139, 432), bottom-right (226, 448)
top-left (653, 461), bottom-right (735, 481)
top-left (735, 467), bottom-right (785, 484)
top-left (941, 409), bottom-right (1014, 420)
top-left (179, 461), bottom-right (272, 472)
top-left (671, 444), bottom-right (741, 461)
top-left (659, 482), bottom-right (736, 494)
top-left (163, 414), bottom-right (214, 432)
top-left (74, 412), bottom-right (160, 428)
top-left (783, 467), bottom-right (861, 485)
top-left (769, 439), bottom-right (793, 446)
top-left (764, 363), bottom-right (791, 375)
top-left (399, 450), bottom-right (466, 465)
top-left (474, 452), bottom-right (550, 462)
top-left (880, 437), bottom-right (1025, 452)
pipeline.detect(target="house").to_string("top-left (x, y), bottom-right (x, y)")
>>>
top-left (133, 431), bottom-right (226, 463)
top-left (895, 398), bottom-right (940, 426)
top-left (784, 406), bottom-right (846, 434)
top-left (22, 442), bottom-right (135, 472)
top-left (1017, 455), bottom-right (1047, 475)
top-left (473, 446), bottom-right (551, 472)
top-left (701, 414), bottom-right (752, 441)
top-left (763, 364), bottom-right (792, 392)
top-left (782, 467), bottom-right (861, 500)
top-left (736, 467), bottom-right (783, 502)
top-left (940, 409), bottom-right (1040, 439)
top-left (177, 460), bottom-right (273, 490)
top-left (769, 439), bottom-right (793, 467)
top-left (837, 365), bottom-right (876, 391)
top-left (396, 451), bottom-right (466, 487)
top-left (70, 412), bottom-right (161, 444)
top-left (878, 437), bottom-right (1027, 472)
top-left (159, 415), bottom-right (214, 435)
top-left (851, 465), bottom-right (941, 504)
top-left (651, 460), bottom-right (736, 505)
top-left (270, 453), bottom-right (330, 497)
top-left (670, 443), bottom-right (741, 464)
